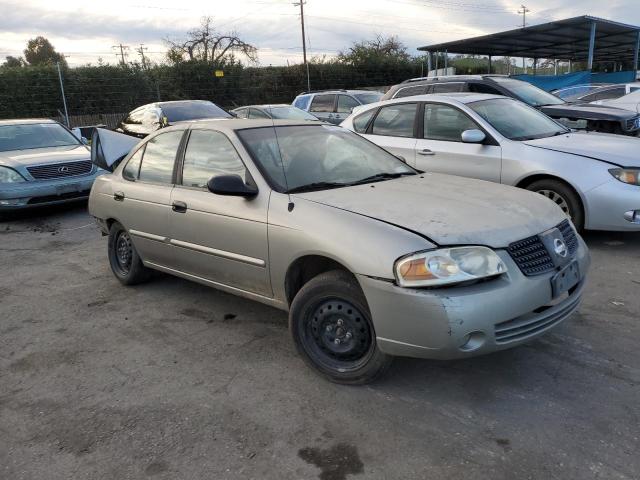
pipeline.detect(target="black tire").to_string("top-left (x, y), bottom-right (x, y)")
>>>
top-left (289, 270), bottom-right (392, 385)
top-left (108, 221), bottom-right (152, 285)
top-left (526, 179), bottom-right (584, 231)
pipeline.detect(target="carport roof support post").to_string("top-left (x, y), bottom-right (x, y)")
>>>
top-left (588, 21), bottom-right (597, 71)
top-left (634, 30), bottom-right (640, 72)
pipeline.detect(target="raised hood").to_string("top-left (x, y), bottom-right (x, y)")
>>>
top-left (524, 131), bottom-right (640, 167)
top-left (540, 103), bottom-right (638, 121)
top-left (295, 173), bottom-right (566, 248)
top-left (0, 144), bottom-right (89, 169)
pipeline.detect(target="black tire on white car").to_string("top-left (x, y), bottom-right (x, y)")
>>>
top-left (526, 179), bottom-right (584, 231)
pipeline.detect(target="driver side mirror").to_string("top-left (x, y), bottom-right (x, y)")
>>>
top-left (207, 175), bottom-right (258, 198)
top-left (461, 129), bottom-right (486, 144)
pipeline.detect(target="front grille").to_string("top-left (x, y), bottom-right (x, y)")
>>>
top-left (27, 160), bottom-right (93, 180)
top-left (507, 219), bottom-right (578, 276)
top-left (626, 117), bottom-right (640, 131)
top-left (494, 282), bottom-right (582, 343)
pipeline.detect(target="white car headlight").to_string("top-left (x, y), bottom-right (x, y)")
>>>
top-left (609, 168), bottom-right (640, 186)
top-left (395, 246), bottom-right (507, 288)
top-left (0, 166), bottom-right (26, 183)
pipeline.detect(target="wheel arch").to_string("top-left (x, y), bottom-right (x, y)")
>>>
top-left (284, 254), bottom-right (355, 307)
top-left (515, 173), bottom-right (587, 223)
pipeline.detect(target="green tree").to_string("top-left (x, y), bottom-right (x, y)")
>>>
top-left (2, 55), bottom-right (24, 67)
top-left (338, 35), bottom-right (411, 65)
top-left (23, 36), bottom-right (66, 66)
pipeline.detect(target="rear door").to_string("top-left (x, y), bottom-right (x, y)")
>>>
top-left (414, 102), bottom-right (501, 182)
top-left (334, 94), bottom-right (361, 124)
top-left (309, 94), bottom-right (337, 123)
top-left (361, 102), bottom-right (418, 164)
top-left (112, 129), bottom-right (185, 266)
top-left (168, 128), bottom-right (271, 296)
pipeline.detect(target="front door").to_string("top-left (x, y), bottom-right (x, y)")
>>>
top-left (168, 128), bottom-right (271, 296)
top-left (415, 103), bottom-right (502, 182)
top-left (112, 130), bottom-right (184, 266)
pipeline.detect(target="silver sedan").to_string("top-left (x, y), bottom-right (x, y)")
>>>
top-left (0, 119), bottom-right (103, 211)
top-left (89, 120), bottom-right (590, 384)
top-left (341, 93), bottom-right (640, 231)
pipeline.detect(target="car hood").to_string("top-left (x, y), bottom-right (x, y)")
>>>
top-left (295, 173), bottom-right (565, 248)
top-left (523, 132), bottom-right (640, 167)
top-left (540, 103), bottom-right (638, 121)
top-left (0, 144), bottom-right (90, 169)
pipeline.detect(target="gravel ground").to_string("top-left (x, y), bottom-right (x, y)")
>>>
top-left (1, 203), bottom-right (639, 480)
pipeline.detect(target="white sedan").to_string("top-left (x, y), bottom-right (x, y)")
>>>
top-left (341, 93), bottom-right (640, 231)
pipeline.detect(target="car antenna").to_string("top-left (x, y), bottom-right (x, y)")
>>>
top-left (267, 105), bottom-right (294, 212)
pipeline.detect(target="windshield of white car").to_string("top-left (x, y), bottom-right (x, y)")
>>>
top-left (160, 101), bottom-right (232, 122)
top-left (267, 107), bottom-right (318, 121)
top-left (353, 92), bottom-right (384, 104)
top-left (490, 78), bottom-right (565, 107)
top-left (469, 98), bottom-right (569, 141)
top-left (0, 123), bottom-right (81, 152)
top-left (237, 124), bottom-right (417, 193)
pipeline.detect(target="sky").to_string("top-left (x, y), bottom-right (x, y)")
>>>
top-left (0, 0), bottom-right (638, 67)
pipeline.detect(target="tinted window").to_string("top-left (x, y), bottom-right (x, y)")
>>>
top-left (337, 95), bottom-right (361, 113)
top-left (138, 131), bottom-right (183, 184)
top-left (371, 103), bottom-right (417, 138)
top-left (294, 95), bottom-right (312, 110)
top-left (468, 83), bottom-right (502, 95)
top-left (424, 104), bottom-right (479, 142)
top-left (353, 92), bottom-right (383, 104)
top-left (0, 123), bottom-right (80, 152)
top-left (182, 130), bottom-right (247, 188)
top-left (352, 109), bottom-right (376, 133)
top-left (491, 78), bottom-right (564, 106)
top-left (394, 85), bottom-right (426, 98)
top-left (123, 146), bottom-right (144, 181)
top-left (160, 101), bottom-right (231, 122)
top-left (432, 83), bottom-right (464, 93)
top-left (590, 87), bottom-right (626, 101)
top-left (248, 108), bottom-right (270, 119)
top-left (310, 94), bottom-right (335, 113)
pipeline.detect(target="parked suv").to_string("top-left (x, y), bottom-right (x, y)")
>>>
top-left (292, 90), bottom-right (383, 124)
top-left (382, 75), bottom-right (640, 135)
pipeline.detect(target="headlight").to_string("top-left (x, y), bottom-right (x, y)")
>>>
top-left (0, 166), bottom-right (26, 183)
top-left (395, 246), bottom-right (507, 288)
top-left (609, 168), bottom-right (640, 186)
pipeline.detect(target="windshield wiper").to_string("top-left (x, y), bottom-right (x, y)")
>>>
top-left (287, 181), bottom-right (347, 193)
top-left (350, 171), bottom-right (415, 186)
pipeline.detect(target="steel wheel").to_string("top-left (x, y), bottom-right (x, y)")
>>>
top-left (536, 189), bottom-right (571, 217)
top-left (114, 230), bottom-right (133, 275)
top-left (302, 298), bottom-right (374, 371)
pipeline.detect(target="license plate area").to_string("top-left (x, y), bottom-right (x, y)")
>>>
top-left (55, 183), bottom-right (81, 195)
top-left (551, 260), bottom-right (580, 298)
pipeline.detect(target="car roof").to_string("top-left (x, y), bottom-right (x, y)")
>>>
top-left (296, 90), bottom-right (379, 96)
top-left (171, 118), bottom-right (320, 131)
top-left (231, 104), bottom-right (293, 110)
top-left (401, 75), bottom-right (508, 84)
top-left (0, 118), bottom-right (57, 126)
top-left (379, 92), bottom-right (506, 105)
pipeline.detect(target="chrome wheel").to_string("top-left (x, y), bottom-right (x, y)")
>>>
top-left (537, 189), bottom-right (571, 218)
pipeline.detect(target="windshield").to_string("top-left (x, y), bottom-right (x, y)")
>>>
top-left (237, 124), bottom-right (416, 192)
top-left (160, 101), bottom-right (232, 122)
top-left (268, 107), bottom-right (318, 121)
top-left (353, 92), bottom-right (383, 104)
top-left (491, 78), bottom-right (565, 107)
top-left (0, 123), bottom-right (81, 152)
top-left (469, 98), bottom-right (568, 141)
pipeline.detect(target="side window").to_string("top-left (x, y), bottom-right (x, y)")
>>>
top-left (337, 95), bottom-right (360, 113)
top-left (371, 103), bottom-right (417, 138)
top-left (138, 130), bottom-right (183, 184)
top-left (248, 108), bottom-right (270, 119)
top-left (592, 87), bottom-right (626, 101)
top-left (352, 109), bottom-right (376, 133)
top-left (122, 146), bottom-right (144, 181)
top-left (432, 83), bottom-right (464, 93)
top-left (182, 130), bottom-right (247, 188)
top-left (394, 85), bottom-right (426, 98)
top-left (234, 108), bottom-right (248, 119)
top-left (310, 94), bottom-right (336, 113)
top-left (468, 83), bottom-right (502, 95)
top-left (294, 95), bottom-right (311, 110)
top-left (423, 104), bottom-right (479, 142)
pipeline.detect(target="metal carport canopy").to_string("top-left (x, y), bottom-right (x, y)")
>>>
top-left (418, 16), bottom-right (640, 65)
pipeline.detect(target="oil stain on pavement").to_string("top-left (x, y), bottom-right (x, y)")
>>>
top-left (298, 443), bottom-right (364, 480)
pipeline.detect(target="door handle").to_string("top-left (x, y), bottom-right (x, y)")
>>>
top-left (172, 200), bottom-right (187, 213)
top-left (417, 149), bottom-right (436, 156)
top-left (113, 191), bottom-right (125, 201)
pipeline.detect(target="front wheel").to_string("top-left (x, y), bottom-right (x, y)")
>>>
top-left (108, 221), bottom-right (152, 285)
top-left (289, 270), bottom-right (392, 384)
top-left (526, 179), bottom-right (584, 232)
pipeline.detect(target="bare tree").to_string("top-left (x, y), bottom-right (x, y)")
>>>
top-left (165, 16), bottom-right (257, 65)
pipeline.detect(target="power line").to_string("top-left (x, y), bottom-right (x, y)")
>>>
top-left (517, 4), bottom-right (531, 28)
top-left (293, 0), bottom-right (311, 91)
top-left (111, 43), bottom-right (130, 66)
top-left (136, 44), bottom-right (149, 67)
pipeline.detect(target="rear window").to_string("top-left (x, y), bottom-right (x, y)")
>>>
top-left (138, 130), bottom-right (183, 184)
top-left (432, 83), bottom-right (465, 93)
top-left (394, 85), bottom-right (426, 98)
top-left (160, 101), bottom-right (231, 122)
top-left (353, 92), bottom-right (383, 104)
top-left (371, 103), bottom-right (417, 138)
top-left (310, 94), bottom-right (335, 113)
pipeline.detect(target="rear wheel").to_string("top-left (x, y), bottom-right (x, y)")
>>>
top-left (526, 179), bottom-right (584, 231)
top-left (289, 270), bottom-right (392, 384)
top-left (108, 221), bottom-right (151, 285)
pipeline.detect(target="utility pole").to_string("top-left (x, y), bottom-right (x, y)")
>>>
top-left (112, 43), bottom-right (129, 66)
top-left (56, 61), bottom-right (70, 128)
top-left (136, 44), bottom-right (149, 68)
top-left (517, 4), bottom-right (530, 28)
top-left (293, 0), bottom-right (311, 92)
